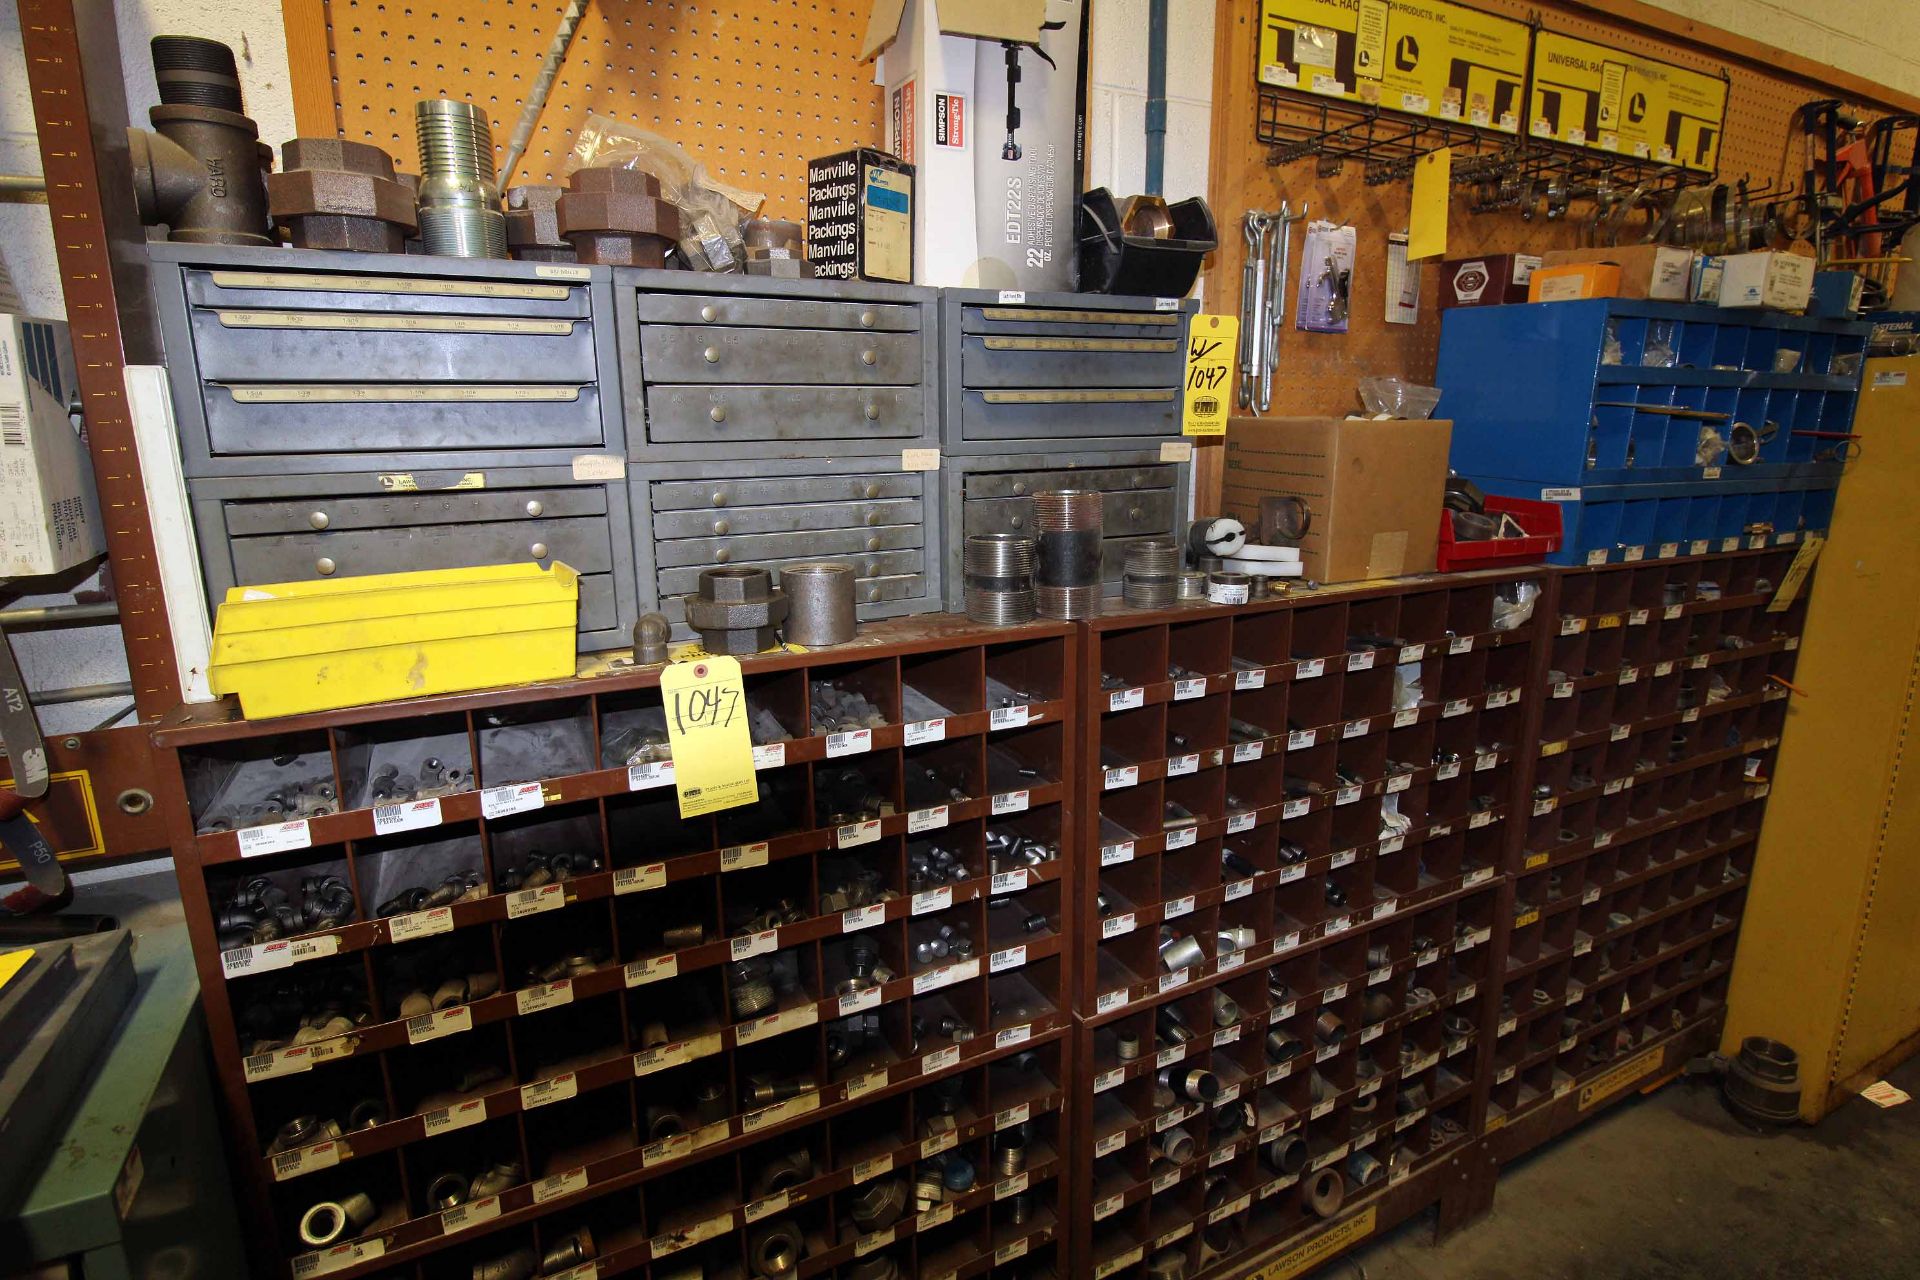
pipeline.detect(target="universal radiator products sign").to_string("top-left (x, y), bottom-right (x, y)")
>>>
top-left (1529, 30), bottom-right (1727, 171)
top-left (1258, 0), bottom-right (1529, 133)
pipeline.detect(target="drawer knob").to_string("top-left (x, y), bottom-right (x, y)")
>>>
top-left (315, 556), bottom-right (337, 576)
top-left (863, 484), bottom-right (880, 499)
top-left (859, 349), bottom-right (877, 366)
top-left (1131, 472), bottom-right (1146, 486)
top-left (700, 304), bottom-right (718, 323)
top-left (865, 586), bottom-right (880, 602)
top-left (525, 499), bottom-right (544, 517)
top-left (864, 402), bottom-right (879, 421)
top-left (709, 404), bottom-right (727, 423)
top-left (703, 346), bottom-right (721, 364)
top-left (859, 309), bottom-right (877, 328)
top-left (1012, 482), bottom-right (1027, 496)
top-left (307, 510), bottom-right (330, 530)
top-left (863, 560), bottom-right (877, 575)
top-left (866, 537), bottom-right (881, 552)
top-left (712, 519), bottom-right (730, 535)
top-left (1011, 516), bottom-right (1024, 529)
top-left (530, 542), bottom-right (550, 559)
top-left (1129, 507), bottom-right (1143, 522)
top-left (711, 492), bottom-right (728, 507)
top-left (865, 512), bottom-right (881, 527)
top-left (715, 549), bottom-right (732, 564)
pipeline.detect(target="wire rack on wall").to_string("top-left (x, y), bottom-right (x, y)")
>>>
top-left (307, 0), bottom-right (884, 216)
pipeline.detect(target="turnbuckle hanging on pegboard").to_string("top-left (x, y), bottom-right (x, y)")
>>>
top-left (1238, 203), bottom-right (1308, 416)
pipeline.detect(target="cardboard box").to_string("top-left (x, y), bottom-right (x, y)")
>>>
top-left (0, 315), bottom-right (102, 578)
top-left (862, 0), bottom-right (1088, 290)
top-left (1718, 251), bottom-right (1814, 311)
top-left (1692, 255), bottom-right (1725, 304)
top-left (1220, 417), bottom-right (1452, 584)
top-left (1540, 245), bottom-right (1694, 301)
top-left (1528, 262), bottom-right (1621, 303)
top-left (806, 148), bottom-right (915, 283)
top-left (1440, 254), bottom-right (1540, 308)
top-left (1809, 270), bottom-right (1864, 318)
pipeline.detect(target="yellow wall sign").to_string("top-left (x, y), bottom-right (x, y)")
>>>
top-left (1183, 314), bottom-right (1238, 436)
top-left (1257, 0), bottom-right (1529, 133)
top-left (659, 656), bottom-right (759, 818)
top-left (1529, 31), bottom-right (1727, 172)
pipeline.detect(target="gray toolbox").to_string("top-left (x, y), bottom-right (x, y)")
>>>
top-left (939, 289), bottom-right (1196, 452)
top-left (631, 458), bottom-right (943, 634)
top-left (188, 467), bottom-right (639, 652)
top-left (147, 243), bottom-right (625, 476)
top-left (940, 446), bottom-right (1192, 610)
top-left (614, 268), bottom-right (939, 459)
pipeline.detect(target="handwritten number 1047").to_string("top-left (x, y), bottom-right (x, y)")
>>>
top-left (1187, 336), bottom-right (1229, 391)
top-left (670, 682), bottom-right (741, 734)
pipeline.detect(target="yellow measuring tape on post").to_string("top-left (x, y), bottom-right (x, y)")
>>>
top-left (659, 655), bottom-right (759, 818)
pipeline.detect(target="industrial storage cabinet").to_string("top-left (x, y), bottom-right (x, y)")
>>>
top-left (938, 290), bottom-right (1196, 454)
top-left (187, 467), bottom-right (640, 653)
top-left (938, 446), bottom-right (1194, 610)
top-left (1481, 545), bottom-right (1808, 1163)
top-left (151, 616), bottom-right (1080, 1280)
top-left (1436, 300), bottom-right (1869, 565)
top-left (147, 244), bottom-right (627, 476)
top-left (613, 268), bottom-right (940, 461)
top-left (1066, 571), bottom-right (1546, 1280)
top-left (630, 458), bottom-right (946, 636)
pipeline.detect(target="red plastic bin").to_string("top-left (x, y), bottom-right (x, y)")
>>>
top-left (1436, 495), bottom-right (1563, 571)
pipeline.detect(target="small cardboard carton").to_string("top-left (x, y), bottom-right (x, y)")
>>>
top-left (1540, 245), bottom-right (1694, 301)
top-left (0, 315), bottom-right (102, 578)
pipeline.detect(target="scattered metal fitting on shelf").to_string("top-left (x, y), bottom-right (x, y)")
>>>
top-left (1146, 1248), bottom-right (1190, 1280)
top-left (540, 1228), bottom-right (597, 1273)
top-left (1115, 1030), bottom-right (1143, 1061)
top-left (752, 1147), bottom-right (815, 1198)
top-left (1267, 1027), bottom-right (1305, 1062)
top-left (1218, 925), bottom-right (1258, 955)
top-left (1263, 1132), bottom-right (1309, 1174)
top-left (1443, 1013), bottom-right (1475, 1040)
top-left (687, 566), bottom-right (790, 655)
top-left (1157, 1006), bottom-right (1195, 1045)
top-left (267, 1115), bottom-right (341, 1156)
top-left (782, 562), bottom-right (859, 647)
top-left (472, 1245), bottom-right (539, 1280)
top-left (297, 1191), bottom-right (377, 1246)
top-left (502, 183), bottom-right (574, 261)
top-left (742, 1072), bottom-right (817, 1108)
top-left (1158, 928), bottom-right (1206, 972)
top-left (1305, 1166), bottom-right (1345, 1218)
top-left (557, 165), bottom-right (681, 266)
top-left (1347, 1148), bottom-right (1386, 1188)
top-left (1158, 1066), bottom-right (1221, 1104)
top-left (1313, 1008), bottom-right (1346, 1045)
top-left (660, 921), bottom-right (707, 949)
top-left (746, 1217), bottom-right (805, 1277)
top-left (1212, 989), bottom-right (1241, 1027)
top-left (268, 137), bottom-right (416, 252)
top-left (1154, 1124), bottom-right (1196, 1164)
top-left (994, 1127), bottom-right (1028, 1176)
top-left (1363, 990), bottom-right (1396, 1025)
top-left (469, 1158), bottom-right (522, 1199)
top-left (692, 1080), bottom-right (730, 1126)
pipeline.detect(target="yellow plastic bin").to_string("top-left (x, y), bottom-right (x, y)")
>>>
top-left (208, 562), bottom-right (580, 718)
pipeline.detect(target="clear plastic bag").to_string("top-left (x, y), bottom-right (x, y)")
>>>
top-left (1358, 376), bottom-right (1443, 419)
top-left (567, 113), bottom-right (765, 272)
top-left (1491, 580), bottom-right (1539, 631)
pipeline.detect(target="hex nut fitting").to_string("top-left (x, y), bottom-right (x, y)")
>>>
top-left (687, 567), bottom-right (790, 655)
top-left (268, 137), bottom-right (416, 252)
top-left (504, 183), bottom-right (575, 262)
top-left (557, 166), bottom-right (683, 266)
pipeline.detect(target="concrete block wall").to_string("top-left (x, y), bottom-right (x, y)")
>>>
top-left (1084, 0), bottom-right (1217, 207)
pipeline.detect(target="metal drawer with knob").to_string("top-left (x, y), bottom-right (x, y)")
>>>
top-left (939, 288), bottom-right (1196, 452)
top-left (149, 243), bottom-right (624, 477)
top-left (939, 447), bottom-right (1191, 609)
top-left (631, 459), bottom-right (943, 635)
top-left (185, 468), bottom-right (639, 652)
top-left (614, 268), bottom-right (939, 459)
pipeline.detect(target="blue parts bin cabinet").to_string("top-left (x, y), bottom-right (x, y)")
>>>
top-left (1435, 299), bottom-right (1870, 565)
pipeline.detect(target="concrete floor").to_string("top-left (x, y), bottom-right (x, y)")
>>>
top-left (1340, 1052), bottom-right (1920, 1280)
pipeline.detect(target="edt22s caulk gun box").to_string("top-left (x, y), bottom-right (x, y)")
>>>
top-left (862, 0), bottom-right (1089, 291)
top-left (0, 315), bottom-right (102, 578)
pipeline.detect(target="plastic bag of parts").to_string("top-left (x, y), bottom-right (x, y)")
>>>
top-left (1358, 376), bottom-right (1442, 420)
top-left (190, 749), bottom-right (338, 834)
top-left (1296, 221), bottom-right (1355, 334)
top-left (1491, 580), bottom-right (1539, 631)
top-left (1393, 661), bottom-right (1424, 711)
top-left (567, 113), bottom-right (765, 271)
top-left (338, 730), bottom-right (474, 810)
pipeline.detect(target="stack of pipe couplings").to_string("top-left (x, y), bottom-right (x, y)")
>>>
top-left (427, 1157), bottom-right (523, 1211)
top-left (908, 842), bottom-right (970, 892)
top-left (197, 768), bottom-right (338, 833)
top-left (964, 533), bottom-right (1037, 625)
top-left (811, 681), bottom-right (888, 731)
top-left (376, 869), bottom-right (484, 919)
top-left (847, 1177), bottom-right (908, 1234)
top-left (913, 1150), bottom-right (977, 1210)
top-left (362, 756), bottom-right (468, 804)
top-left (827, 1009), bottom-right (884, 1066)
top-left (297, 1190), bottom-right (379, 1249)
top-left (469, 1227), bottom-right (596, 1280)
top-left (1123, 538), bottom-right (1181, 608)
top-left (216, 874), bottom-right (354, 949)
top-left (493, 848), bottom-right (600, 891)
top-left (1032, 490), bottom-right (1104, 620)
top-left (816, 766), bottom-right (894, 825)
top-left (781, 562), bottom-right (858, 646)
top-left (265, 1100), bottom-right (387, 1156)
top-left (237, 974), bottom-right (368, 1054)
top-left (730, 896), bottom-right (807, 937)
top-left (819, 863), bottom-right (894, 914)
top-left (987, 827), bottom-right (1058, 873)
top-left (1159, 925), bottom-right (1206, 973)
top-left (742, 1071), bottom-right (818, 1109)
top-left (910, 920), bottom-right (974, 969)
top-left (730, 950), bottom-right (802, 1019)
top-left (745, 1213), bottom-right (807, 1277)
top-left (396, 967), bottom-right (502, 1019)
top-left (520, 946), bottom-right (605, 987)
top-left (911, 1008), bottom-right (975, 1046)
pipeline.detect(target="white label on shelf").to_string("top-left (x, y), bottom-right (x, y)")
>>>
top-left (837, 819), bottom-right (883, 849)
top-left (1167, 752), bottom-right (1201, 777)
top-left (1437, 760), bottom-right (1462, 781)
top-left (1444, 698), bottom-right (1471, 718)
top-left (743, 1190), bottom-right (791, 1224)
top-left (837, 985), bottom-right (882, 1019)
top-left (845, 1070), bottom-right (888, 1101)
top-left (719, 840), bottom-right (770, 872)
top-left (1233, 667), bottom-right (1269, 693)
top-left (1165, 894), bottom-right (1196, 920)
top-left (237, 820), bottom-right (311, 858)
top-left (1348, 650), bottom-right (1377, 672)
top-left (923, 1045), bottom-right (962, 1074)
top-left (1105, 765), bottom-right (1140, 791)
top-left (742, 1092), bottom-right (820, 1132)
top-left (292, 1241), bottom-right (385, 1277)
top-left (990, 944), bottom-right (1028, 974)
top-left (1297, 657), bottom-right (1327, 679)
top-left (422, 1098), bottom-right (487, 1136)
top-left (1335, 784), bottom-right (1362, 807)
top-left (1553, 681), bottom-right (1575, 699)
top-left (913, 958), bottom-right (979, 995)
top-left (272, 1139), bottom-right (345, 1182)
top-left (991, 705), bottom-right (1031, 730)
top-left (628, 761), bottom-right (675, 792)
top-left (506, 882), bottom-right (565, 919)
top-left (1095, 1192), bottom-right (1125, 1219)
top-left (738, 1003), bottom-right (819, 1046)
top-left (515, 978), bottom-right (573, 1016)
top-left (1393, 707), bottom-right (1419, 730)
top-left (1101, 840), bottom-right (1135, 867)
top-left (633, 1032), bottom-right (721, 1078)
top-left (996, 1023), bottom-right (1033, 1050)
top-left (912, 886), bottom-right (954, 916)
top-left (1210, 581), bottom-right (1250, 605)
top-left (615, 862), bottom-right (666, 895)
top-left (730, 929), bottom-right (778, 962)
top-left (1379, 835), bottom-right (1406, 855)
top-left (223, 933), bottom-right (339, 979)
top-left (826, 729), bottom-right (872, 758)
top-left (1225, 877), bottom-right (1255, 902)
top-left (1110, 687), bottom-right (1146, 712)
top-left (1175, 678), bottom-right (1208, 701)
top-left (855, 1227), bottom-right (898, 1259)
top-left (991, 869), bottom-right (1032, 895)
top-left (1165, 825), bottom-right (1198, 849)
top-left (1097, 1247), bottom-right (1146, 1279)
top-left (520, 1073), bottom-right (577, 1109)
top-left (1345, 718), bottom-right (1371, 739)
top-left (852, 1154), bottom-right (894, 1184)
top-left (406, 1005), bottom-right (473, 1045)
top-left (1283, 798), bottom-right (1310, 819)
top-left (1477, 751), bottom-right (1499, 772)
top-left (625, 954), bottom-right (678, 987)
top-left (754, 743), bottom-right (786, 770)
top-left (1331, 848), bottom-right (1357, 869)
top-left (481, 782), bottom-right (544, 819)
top-left (373, 797), bottom-right (441, 835)
top-left (1228, 811), bottom-right (1256, 834)
top-left (993, 790), bottom-right (1030, 815)
top-left (243, 1038), bottom-right (352, 1082)
top-left (1096, 989), bottom-right (1129, 1014)
top-left (1683, 707), bottom-right (1701, 723)
top-left (442, 1195), bottom-right (501, 1234)
top-left (904, 717), bottom-right (947, 746)
top-left (1228, 740), bottom-right (1262, 765)
top-left (1161, 968), bottom-right (1191, 993)
top-left (388, 906), bottom-right (455, 943)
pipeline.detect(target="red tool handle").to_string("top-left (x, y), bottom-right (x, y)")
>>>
top-left (0, 788), bottom-right (28, 821)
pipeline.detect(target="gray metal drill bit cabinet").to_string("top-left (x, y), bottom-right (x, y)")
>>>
top-left (614, 268), bottom-right (941, 460)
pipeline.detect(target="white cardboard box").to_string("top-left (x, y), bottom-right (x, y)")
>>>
top-left (1717, 252), bottom-right (1814, 311)
top-left (0, 315), bottom-right (102, 578)
top-left (862, 0), bottom-right (1087, 290)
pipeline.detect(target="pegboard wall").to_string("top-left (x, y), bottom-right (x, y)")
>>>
top-left (301, 0), bottom-right (883, 216)
top-left (1195, 0), bottom-right (1917, 506)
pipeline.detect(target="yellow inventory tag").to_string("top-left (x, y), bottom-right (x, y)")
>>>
top-left (659, 656), bottom-right (758, 817)
top-left (1766, 533), bottom-right (1825, 613)
top-left (1182, 314), bottom-right (1238, 436)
